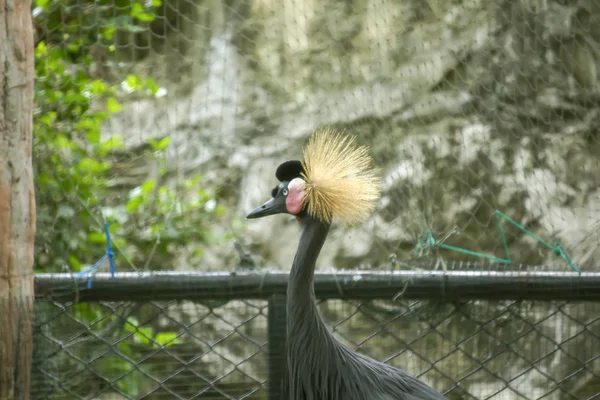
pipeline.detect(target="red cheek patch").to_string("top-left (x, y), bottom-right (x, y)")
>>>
top-left (286, 191), bottom-right (303, 214)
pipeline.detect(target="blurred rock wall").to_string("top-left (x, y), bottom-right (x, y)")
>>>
top-left (103, 0), bottom-right (600, 272)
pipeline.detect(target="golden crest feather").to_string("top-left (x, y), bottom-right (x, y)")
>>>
top-left (300, 128), bottom-right (381, 225)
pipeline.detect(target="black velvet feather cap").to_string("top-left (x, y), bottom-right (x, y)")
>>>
top-left (276, 160), bottom-right (304, 182)
top-left (271, 160), bottom-right (305, 198)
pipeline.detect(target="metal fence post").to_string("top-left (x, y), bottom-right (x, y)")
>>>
top-left (267, 294), bottom-right (287, 400)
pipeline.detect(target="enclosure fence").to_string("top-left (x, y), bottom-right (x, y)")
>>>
top-left (33, 270), bottom-right (600, 400)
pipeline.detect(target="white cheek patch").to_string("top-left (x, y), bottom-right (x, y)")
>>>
top-left (286, 178), bottom-right (306, 214)
top-left (288, 178), bottom-right (305, 192)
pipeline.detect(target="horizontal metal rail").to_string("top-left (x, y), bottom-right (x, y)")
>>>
top-left (34, 270), bottom-right (600, 302)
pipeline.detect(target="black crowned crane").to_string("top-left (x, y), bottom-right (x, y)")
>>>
top-left (247, 129), bottom-right (447, 400)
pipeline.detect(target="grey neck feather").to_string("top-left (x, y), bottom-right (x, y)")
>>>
top-left (286, 215), bottom-right (332, 350)
top-left (287, 214), bottom-right (330, 305)
top-left (285, 214), bottom-right (340, 399)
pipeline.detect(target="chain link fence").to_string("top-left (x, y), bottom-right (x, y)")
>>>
top-left (32, 270), bottom-right (600, 399)
top-left (30, 0), bottom-right (600, 398)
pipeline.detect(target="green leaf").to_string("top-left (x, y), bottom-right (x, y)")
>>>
top-left (214, 204), bottom-right (226, 217)
top-left (191, 248), bottom-right (204, 257)
top-left (99, 136), bottom-right (125, 153)
top-left (131, 2), bottom-right (155, 22)
top-left (141, 179), bottom-right (156, 195)
top-left (88, 231), bottom-right (106, 244)
top-left (116, 341), bottom-right (133, 357)
top-left (133, 327), bottom-right (153, 345)
top-left (78, 158), bottom-right (105, 172)
top-left (124, 74), bottom-right (142, 91)
top-left (35, 41), bottom-right (48, 57)
top-left (54, 135), bottom-right (72, 149)
top-left (75, 119), bottom-right (94, 131)
top-left (126, 196), bottom-right (143, 213)
top-left (154, 332), bottom-right (180, 347)
top-left (72, 303), bottom-right (101, 323)
top-left (102, 25), bottom-right (116, 41)
top-left (87, 129), bottom-right (101, 145)
top-left (67, 43), bottom-right (80, 53)
top-left (87, 80), bottom-right (108, 95)
top-left (106, 97), bottom-right (123, 113)
top-left (149, 137), bottom-right (170, 151)
top-left (68, 255), bottom-right (82, 271)
top-left (144, 78), bottom-right (161, 95)
top-left (124, 317), bottom-right (140, 332)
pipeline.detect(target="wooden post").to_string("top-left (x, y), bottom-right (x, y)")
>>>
top-left (0, 0), bottom-right (36, 398)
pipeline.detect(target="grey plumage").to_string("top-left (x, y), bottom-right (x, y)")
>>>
top-left (282, 215), bottom-right (447, 400)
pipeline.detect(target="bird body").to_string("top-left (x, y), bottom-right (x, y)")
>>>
top-left (247, 129), bottom-right (446, 399)
top-left (283, 215), bottom-right (447, 400)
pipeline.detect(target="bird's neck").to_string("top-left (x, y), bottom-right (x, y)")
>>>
top-left (285, 215), bottom-right (345, 398)
top-left (287, 214), bottom-right (330, 308)
top-left (286, 214), bottom-right (336, 360)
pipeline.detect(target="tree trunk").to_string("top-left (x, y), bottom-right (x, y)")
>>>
top-left (0, 0), bottom-right (36, 398)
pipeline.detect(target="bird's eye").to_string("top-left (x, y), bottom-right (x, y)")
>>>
top-left (283, 189), bottom-right (288, 196)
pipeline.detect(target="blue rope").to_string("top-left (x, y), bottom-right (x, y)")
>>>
top-left (415, 209), bottom-right (581, 275)
top-left (75, 221), bottom-right (116, 288)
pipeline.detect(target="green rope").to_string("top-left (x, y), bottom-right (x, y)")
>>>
top-left (415, 210), bottom-right (581, 275)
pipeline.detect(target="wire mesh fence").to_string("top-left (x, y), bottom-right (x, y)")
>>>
top-left (29, 0), bottom-right (600, 398)
top-left (33, 270), bottom-right (600, 399)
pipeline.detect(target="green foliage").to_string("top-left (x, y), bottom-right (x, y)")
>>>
top-left (33, 0), bottom-right (226, 273)
top-left (66, 304), bottom-right (182, 397)
top-left (108, 317), bottom-right (181, 396)
top-left (33, 0), bottom-right (162, 49)
top-left (33, 0), bottom-right (229, 396)
top-left (34, 37), bottom-right (125, 271)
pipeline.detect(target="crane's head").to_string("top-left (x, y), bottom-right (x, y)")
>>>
top-left (246, 128), bottom-right (381, 226)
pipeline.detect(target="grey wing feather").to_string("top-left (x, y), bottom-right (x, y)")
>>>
top-left (340, 346), bottom-right (448, 400)
top-left (370, 364), bottom-right (448, 399)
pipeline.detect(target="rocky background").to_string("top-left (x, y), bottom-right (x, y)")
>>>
top-left (103, 0), bottom-right (600, 274)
